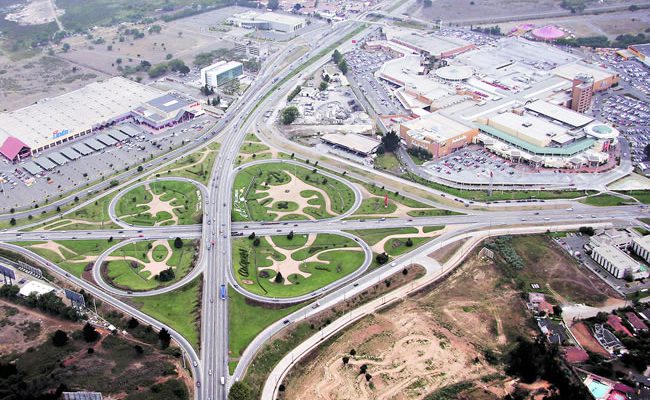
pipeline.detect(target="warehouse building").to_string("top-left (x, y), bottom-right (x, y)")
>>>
top-left (321, 133), bottom-right (380, 156)
top-left (552, 62), bottom-right (619, 92)
top-left (399, 113), bottom-right (478, 158)
top-left (383, 27), bottom-right (476, 59)
top-left (0, 77), bottom-right (201, 162)
top-left (591, 244), bottom-right (648, 280)
top-left (200, 61), bottom-right (244, 88)
top-left (632, 236), bottom-right (650, 264)
top-left (227, 11), bottom-right (305, 32)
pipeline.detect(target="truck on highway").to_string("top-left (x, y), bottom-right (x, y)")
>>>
top-left (220, 284), bottom-right (226, 300)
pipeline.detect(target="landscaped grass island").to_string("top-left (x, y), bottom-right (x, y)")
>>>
top-left (232, 233), bottom-right (366, 298)
top-left (232, 161), bottom-right (356, 222)
top-left (102, 239), bottom-right (198, 291)
top-left (115, 180), bottom-right (202, 226)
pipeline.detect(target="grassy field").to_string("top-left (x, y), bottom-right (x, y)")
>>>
top-left (232, 234), bottom-right (365, 298)
top-left (374, 153), bottom-right (400, 172)
top-left (132, 276), bottom-right (202, 350)
top-left (228, 288), bottom-right (305, 360)
top-left (232, 162), bottom-right (356, 222)
top-left (492, 235), bottom-right (617, 305)
top-left (239, 142), bottom-right (270, 155)
top-left (403, 172), bottom-right (595, 202)
top-left (105, 240), bottom-right (197, 291)
top-left (15, 239), bottom-right (119, 278)
top-left (163, 142), bottom-right (220, 185)
top-left (350, 227), bottom-right (418, 246)
top-left (579, 193), bottom-right (631, 206)
top-left (115, 180), bottom-right (202, 226)
top-left (616, 190), bottom-right (650, 204)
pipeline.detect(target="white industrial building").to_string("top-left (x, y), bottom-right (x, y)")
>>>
top-left (227, 11), bottom-right (305, 32)
top-left (200, 61), bottom-right (244, 88)
top-left (591, 244), bottom-right (648, 280)
top-left (19, 280), bottom-right (55, 297)
top-left (632, 236), bottom-right (650, 264)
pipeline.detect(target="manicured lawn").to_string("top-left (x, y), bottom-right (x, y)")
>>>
top-left (355, 198), bottom-right (398, 215)
top-left (164, 142), bottom-right (220, 185)
top-left (115, 180), bottom-right (202, 226)
top-left (232, 162), bottom-right (355, 222)
top-left (374, 153), bottom-right (400, 171)
top-left (228, 288), bottom-right (304, 358)
top-left (232, 234), bottom-right (365, 298)
top-left (244, 133), bottom-right (261, 142)
top-left (384, 236), bottom-right (433, 257)
top-left (350, 227), bottom-right (418, 246)
top-left (105, 240), bottom-right (197, 291)
top-left (579, 193), bottom-right (630, 206)
top-left (133, 276), bottom-right (201, 350)
top-left (239, 142), bottom-right (270, 154)
top-left (353, 182), bottom-right (460, 218)
top-left (15, 239), bottom-right (120, 277)
top-left (617, 190), bottom-right (650, 204)
top-left (402, 172), bottom-right (595, 202)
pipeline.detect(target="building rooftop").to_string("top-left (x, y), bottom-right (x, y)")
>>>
top-left (488, 112), bottom-right (575, 146)
top-left (479, 124), bottom-right (595, 156)
top-left (402, 113), bottom-right (474, 143)
top-left (525, 99), bottom-right (594, 128)
top-left (321, 133), bottom-right (380, 155)
top-left (256, 12), bottom-right (305, 25)
top-left (19, 280), bottom-right (55, 297)
top-left (385, 27), bottom-right (472, 57)
top-left (625, 312), bottom-right (648, 331)
top-left (0, 77), bottom-right (162, 151)
top-left (629, 43), bottom-right (650, 57)
top-left (553, 62), bottom-right (616, 83)
top-left (594, 244), bottom-right (643, 272)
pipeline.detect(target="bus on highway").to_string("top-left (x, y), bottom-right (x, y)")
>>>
top-left (220, 284), bottom-right (226, 300)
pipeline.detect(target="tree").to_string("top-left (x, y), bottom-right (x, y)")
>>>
top-left (158, 327), bottom-right (172, 349)
top-left (9, 218), bottom-right (16, 226)
top-left (287, 230), bottom-right (294, 240)
top-left (274, 271), bottom-right (284, 284)
top-left (253, 237), bottom-right (261, 247)
top-left (332, 49), bottom-right (342, 64)
top-left (381, 131), bottom-right (400, 152)
top-left (375, 252), bottom-right (389, 265)
top-left (337, 59), bottom-right (348, 74)
top-left (248, 232), bottom-right (256, 240)
top-left (108, 236), bottom-right (113, 242)
top-left (174, 237), bottom-right (183, 248)
top-left (82, 322), bottom-right (100, 342)
top-left (127, 317), bottom-right (139, 329)
top-left (405, 238), bottom-right (414, 247)
top-left (365, 373), bottom-right (372, 381)
top-left (157, 267), bottom-right (176, 282)
top-left (350, 349), bottom-right (356, 356)
top-left (62, 43), bottom-right (70, 52)
top-left (229, 381), bottom-right (253, 400)
top-left (578, 226), bottom-right (595, 236)
top-left (281, 106), bottom-right (300, 124)
top-left (342, 356), bottom-right (350, 365)
top-left (267, 0), bottom-right (280, 10)
top-left (319, 81), bottom-right (329, 91)
top-left (552, 305), bottom-right (563, 316)
top-left (52, 330), bottom-right (69, 347)
top-left (359, 364), bottom-right (368, 374)
top-left (211, 97), bottom-right (219, 106)
top-left (134, 344), bottom-right (144, 355)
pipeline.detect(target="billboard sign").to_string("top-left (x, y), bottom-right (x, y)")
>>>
top-left (0, 264), bottom-right (16, 280)
top-left (52, 129), bottom-right (71, 139)
top-left (64, 289), bottom-right (85, 307)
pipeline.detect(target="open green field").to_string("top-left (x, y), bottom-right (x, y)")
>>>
top-left (232, 162), bottom-right (356, 222)
top-left (374, 153), bottom-right (400, 171)
top-left (14, 239), bottom-right (120, 278)
top-left (579, 193), bottom-right (631, 206)
top-left (350, 226), bottom-right (443, 256)
top-left (239, 142), bottom-right (270, 155)
top-left (350, 228), bottom-right (418, 246)
top-left (616, 190), bottom-right (650, 204)
top-left (228, 288), bottom-right (304, 360)
top-left (132, 275), bottom-right (202, 350)
top-left (163, 142), bottom-right (220, 185)
top-left (403, 172), bottom-right (595, 202)
top-left (232, 233), bottom-right (365, 298)
top-left (104, 239), bottom-right (197, 291)
top-left (115, 180), bottom-right (202, 226)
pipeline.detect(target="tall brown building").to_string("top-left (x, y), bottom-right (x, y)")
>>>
top-left (571, 74), bottom-right (594, 113)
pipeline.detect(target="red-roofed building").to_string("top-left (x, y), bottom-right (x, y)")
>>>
top-left (607, 390), bottom-right (627, 400)
top-left (625, 312), bottom-right (648, 333)
top-left (538, 300), bottom-right (555, 315)
top-left (563, 346), bottom-right (589, 363)
top-left (0, 137), bottom-right (31, 162)
top-left (607, 314), bottom-right (632, 337)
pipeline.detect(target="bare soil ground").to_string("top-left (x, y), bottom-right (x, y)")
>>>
top-left (0, 299), bottom-right (77, 356)
top-left (282, 257), bottom-right (530, 400)
top-left (569, 322), bottom-right (610, 358)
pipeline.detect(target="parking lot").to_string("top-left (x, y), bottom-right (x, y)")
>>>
top-left (0, 114), bottom-right (217, 213)
top-left (421, 145), bottom-right (607, 186)
top-left (346, 48), bottom-right (406, 115)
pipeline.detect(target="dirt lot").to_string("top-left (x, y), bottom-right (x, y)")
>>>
top-left (506, 235), bottom-right (619, 306)
top-left (482, 10), bottom-right (650, 40)
top-left (0, 299), bottom-right (77, 356)
top-left (282, 256), bottom-right (531, 400)
top-left (570, 322), bottom-right (610, 358)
